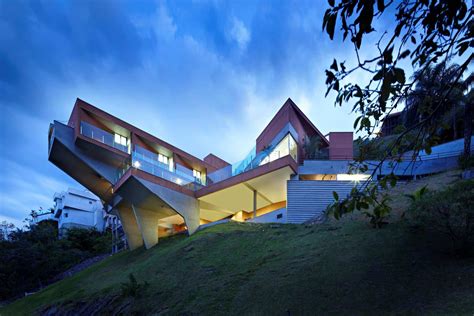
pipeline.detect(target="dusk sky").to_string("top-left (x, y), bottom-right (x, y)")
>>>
top-left (0, 0), bottom-right (395, 226)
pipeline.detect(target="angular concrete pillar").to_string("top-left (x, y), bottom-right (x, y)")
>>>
top-left (182, 200), bottom-right (200, 235)
top-left (116, 204), bottom-right (143, 250)
top-left (132, 205), bottom-right (160, 249)
top-left (136, 178), bottom-right (201, 236)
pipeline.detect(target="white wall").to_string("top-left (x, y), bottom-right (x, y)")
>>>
top-left (54, 188), bottom-right (105, 232)
top-left (247, 208), bottom-right (287, 223)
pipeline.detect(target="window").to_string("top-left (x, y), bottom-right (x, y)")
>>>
top-left (193, 169), bottom-right (201, 179)
top-left (114, 134), bottom-right (127, 146)
top-left (158, 153), bottom-right (169, 165)
top-left (277, 214), bottom-right (283, 219)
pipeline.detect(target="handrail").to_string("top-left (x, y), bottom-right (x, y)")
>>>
top-left (80, 121), bottom-right (129, 153)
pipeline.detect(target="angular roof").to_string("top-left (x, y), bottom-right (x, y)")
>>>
top-left (256, 98), bottom-right (330, 147)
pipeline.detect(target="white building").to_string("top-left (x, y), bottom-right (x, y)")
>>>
top-left (53, 188), bottom-right (106, 235)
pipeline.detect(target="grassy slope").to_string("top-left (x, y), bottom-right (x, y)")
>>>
top-left (2, 172), bottom-right (474, 315)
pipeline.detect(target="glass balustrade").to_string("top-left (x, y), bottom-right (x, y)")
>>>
top-left (80, 121), bottom-right (129, 153)
top-left (231, 133), bottom-right (298, 177)
top-left (131, 145), bottom-right (205, 189)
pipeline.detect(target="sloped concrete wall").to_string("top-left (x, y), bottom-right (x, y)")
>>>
top-left (132, 205), bottom-right (159, 249)
top-left (51, 122), bottom-right (118, 183)
top-left (136, 178), bottom-right (200, 235)
top-left (116, 203), bottom-right (143, 250)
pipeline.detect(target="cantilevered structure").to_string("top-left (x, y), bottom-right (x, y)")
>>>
top-left (48, 98), bottom-right (357, 250)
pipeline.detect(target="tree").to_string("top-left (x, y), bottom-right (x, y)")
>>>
top-left (0, 221), bottom-right (15, 240)
top-left (403, 61), bottom-right (466, 143)
top-left (303, 135), bottom-right (327, 159)
top-left (322, 0), bottom-right (473, 222)
top-left (0, 222), bottom-right (111, 300)
top-left (463, 73), bottom-right (474, 160)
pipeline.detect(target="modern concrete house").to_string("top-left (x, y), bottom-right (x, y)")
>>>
top-left (53, 97), bottom-right (464, 250)
top-left (53, 188), bottom-right (106, 235)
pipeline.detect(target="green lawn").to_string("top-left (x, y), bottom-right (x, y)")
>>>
top-left (2, 171), bottom-right (473, 315)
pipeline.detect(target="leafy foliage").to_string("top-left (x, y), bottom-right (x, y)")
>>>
top-left (404, 185), bottom-right (429, 203)
top-left (303, 135), bottom-right (328, 159)
top-left (322, 0), bottom-right (473, 222)
top-left (0, 221), bottom-right (111, 301)
top-left (409, 180), bottom-right (474, 255)
top-left (327, 174), bottom-right (396, 228)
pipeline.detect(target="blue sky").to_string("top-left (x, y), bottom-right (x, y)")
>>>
top-left (0, 0), bottom-right (389, 226)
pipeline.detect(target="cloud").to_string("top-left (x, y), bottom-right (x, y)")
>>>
top-left (0, 0), bottom-right (384, 224)
top-left (0, 159), bottom-right (72, 226)
top-left (228, 17), bottom-right (250, 51)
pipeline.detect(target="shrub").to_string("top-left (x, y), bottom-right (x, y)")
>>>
top-left (409, 180), bottom-right (474, 254)
top-left (458, 155), bottom-right (474, 170)
top-left (120, 273), bottom-right (149, 298)
top-left (64, 228), bottom-right (111, 255)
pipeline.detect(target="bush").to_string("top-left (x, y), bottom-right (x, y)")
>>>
top-left (120, 273), bottom-right (149, 298)
top-left (64, 228), bottom-right (111, 255)
top-left (458, 155), bottom-right (474, 170)
top-left (409, 180), bottom-right (474, 254)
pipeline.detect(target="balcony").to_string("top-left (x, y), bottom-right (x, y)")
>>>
top-left (232, 133), bottom-right (298, 176)
top-left (80, 121), bottom-right (129, 153)
top-left (131, 146), bottom-right (205, 190)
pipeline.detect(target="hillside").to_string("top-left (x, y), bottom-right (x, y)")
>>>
top-left (2, 172), bottom-right (474, 315)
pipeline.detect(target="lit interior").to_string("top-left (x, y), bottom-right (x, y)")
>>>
top-left (260, 133), bottom-right (297, 166)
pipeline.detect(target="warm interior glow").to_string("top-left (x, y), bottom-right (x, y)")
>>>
top-left (336, 174), bottom-right (370, 181)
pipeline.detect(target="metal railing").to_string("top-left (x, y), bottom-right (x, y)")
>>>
top-left (80, 121), bottom-right (129, 153)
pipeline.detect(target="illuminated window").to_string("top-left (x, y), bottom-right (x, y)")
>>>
top-left (158, 153), bottom-right (169, 165)
top-left (114, 134), bottom-right (127, 146)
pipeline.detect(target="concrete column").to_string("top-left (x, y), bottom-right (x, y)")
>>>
top-left (116, 204), bottom-right (143, 250)
top-left (253, 189), bottom-right (257, 218)
top-left (132, 205), bottom-right (160, 249)
top-left (182, 206), bottom-right (200, 235)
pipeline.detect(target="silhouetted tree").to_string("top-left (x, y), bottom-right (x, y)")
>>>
top-left (323, 0), bottom-right (473, 223)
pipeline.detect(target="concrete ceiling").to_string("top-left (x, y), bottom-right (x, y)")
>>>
top-left (198, 166), bottom-right (293, 215)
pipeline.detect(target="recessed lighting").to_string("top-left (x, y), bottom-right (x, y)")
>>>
top-left (133, 161), bottom-right (141, 168)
